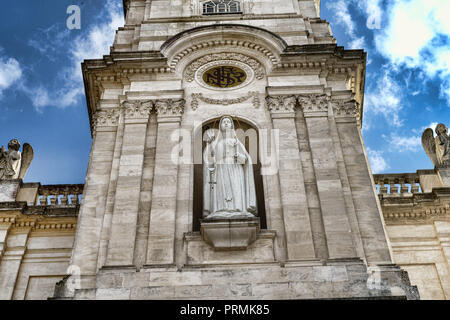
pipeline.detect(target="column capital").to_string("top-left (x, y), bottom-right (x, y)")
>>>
top-left (297, 94), bottom-right (329, 117)
top-left (331, 99), bottom-right (360, 120)
top-left (122, 100), bottom-right (153, 123)
top-left (154, 99), bottom-right (185, 122)
top-left (92, 108), bottom-right (121, 135)
top-left (266, 95), bottom-right (297, 118)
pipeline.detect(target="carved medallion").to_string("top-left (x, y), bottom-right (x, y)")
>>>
top-left (196, 60), bottom-right (254, 91)
top-left (202, 66), bottom-right (247, 89)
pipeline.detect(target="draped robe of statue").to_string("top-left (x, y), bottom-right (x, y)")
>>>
top-left (203, 116), bottom-right (257, 219)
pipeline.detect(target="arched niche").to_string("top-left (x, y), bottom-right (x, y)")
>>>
top-left (192, 116), bottom-right (267, 231)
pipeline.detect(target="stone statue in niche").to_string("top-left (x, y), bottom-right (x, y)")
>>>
top-left (203, 116), bottom-right (257, 219)
top-left (422, 123), bottom-right (450, 166)
top-left (0, 139), bottom-right (34, 180)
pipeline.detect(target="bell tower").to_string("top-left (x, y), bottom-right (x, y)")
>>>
top-left (55, 0), bottom-right (419, 299)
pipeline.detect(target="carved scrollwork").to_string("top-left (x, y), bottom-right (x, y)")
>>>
top-left (191, 92), bottom-right (260, 110)
top-left (154, 99), bottom-right (185, 116)
top-left (185, 53), bottom-right (265, 82)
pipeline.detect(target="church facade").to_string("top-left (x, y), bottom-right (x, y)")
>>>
top-left (1, 0), bottom-right (449, 300)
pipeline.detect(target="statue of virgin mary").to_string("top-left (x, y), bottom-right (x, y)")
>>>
top-left (203, 116), bottom-right (257, 219)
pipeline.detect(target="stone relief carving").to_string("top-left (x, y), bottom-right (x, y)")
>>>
top-left (191, 92), bottom-right (260, 110)
top-left (185, 53), bottom-right (265, 82)
top-left (0, 139), bottom-right (34, 180)
top-left (422, 123), bottom-right (450, 166)
top-left (266, 95), bottom-right (297, 112)
top-left (92, 108), bottom-right (121, 131)
top-left (331, 99), bottom-right (360, 118)
top-left (154, 99), bottom-right (185, 116)
top-left (203, 116), bottom-right (257, 219)
top-left (297, 94), bottom-right (329, 113)
top-left (123, 100), bottom-right (153, 119)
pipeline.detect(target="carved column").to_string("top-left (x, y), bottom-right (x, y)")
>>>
top-left (332, 100), bottom-right (392, 264)
top-left (266, 96), bottom-right (315, 260)
top-left (70, 108), bottom-right (120, 287)
top-left (146, 99), bottom-right (185, 266)
top-left (105, 101), bottom-right (152, 266)
top-left (299, 94), bottom-right (356, 259)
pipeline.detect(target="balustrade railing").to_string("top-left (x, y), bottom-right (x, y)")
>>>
top-left (36, 185), bottom-right (84, 206)
top-left (373, 173), bottom-right (422, 196)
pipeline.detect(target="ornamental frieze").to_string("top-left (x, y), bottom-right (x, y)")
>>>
top-left (191, 92), bottom-right (260, 110)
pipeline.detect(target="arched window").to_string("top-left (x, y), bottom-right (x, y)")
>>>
top-left (203, 0), bottom-right (242, 15)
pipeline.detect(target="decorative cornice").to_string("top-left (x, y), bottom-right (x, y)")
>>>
top-left (185, 53), bottom-right (265, 82)
top-left (383, 204), bottom-right (450, 223)
top-left (191, 92), bottom-right (260, 110)
top-left (266, 95), bottom-right (297, 113)
top-left (154, 99), bottom-right (185, 116)
top-left (122, 100), bottom-right (153, 119)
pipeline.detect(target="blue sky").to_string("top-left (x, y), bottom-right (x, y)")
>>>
top-left (0, 0), bottom-right (449, 184)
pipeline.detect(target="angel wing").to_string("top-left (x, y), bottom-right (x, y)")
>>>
top-left (422, 128), bottom-right (438, 166)
top-left (19, 143), bottom-right (34, 180)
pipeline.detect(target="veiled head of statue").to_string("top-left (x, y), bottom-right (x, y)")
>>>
top-left (219, 116), bottom-right (235, 132)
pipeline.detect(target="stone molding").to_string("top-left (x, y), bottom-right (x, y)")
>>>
top-left (185, 53), bottom-right (265, 82)
top-left (191, 92), bottom-right (260, 110)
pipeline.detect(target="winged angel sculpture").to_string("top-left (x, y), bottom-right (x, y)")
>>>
top-left (422, 123), bottom-right (450, 167)
top-left (0, 139), bottom-right (34, 180)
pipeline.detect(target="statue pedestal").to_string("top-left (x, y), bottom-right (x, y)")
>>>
top-left (0, 179), bottom-right (20, 202)
top-left (200, 217), bottom-right (260, 251)
top-left (437, 166), bottom-right (450, 187)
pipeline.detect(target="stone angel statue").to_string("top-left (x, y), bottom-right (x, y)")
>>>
top-left (203, 116), bottom-right (257, 219)
top-left (0, 139), bottom-right (34, 180)
top-left (422, 123), bottom-right (450, 166)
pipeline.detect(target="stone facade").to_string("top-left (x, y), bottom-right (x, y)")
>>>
top-left (374, 171), bottom-right (450, 300)
top-left (0, 0), bottom-right (429, 300)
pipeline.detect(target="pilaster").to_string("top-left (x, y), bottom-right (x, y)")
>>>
top-left (332, 99), bottom-right (392, 265)
top-left (266, 95), bottom-right (315, 260)
top-left (105, 100), bottom-right (152, 266)
top-left (299, 94), bottom-right (356, 259)
top-left (146, 99), bottom-right (185, 266)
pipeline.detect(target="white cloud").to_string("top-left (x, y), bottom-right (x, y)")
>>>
top-left (326, 1), bottom-right (356, 37)
top-left (0, 55), bottom-right (22, 97)
top-left (348, 37), bottom-right (366, 50)
top-left (364, 69), bottom-right (404, 127)
top-left (23, 0), bottom-right (124, 110)
top-left (389, 135), bottom-right (422, 152)
top-left (374, 0), bottom-right (450, 104)
top-left (367, 148), bottom-right (389, 173)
